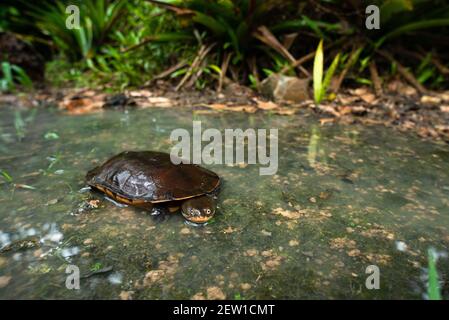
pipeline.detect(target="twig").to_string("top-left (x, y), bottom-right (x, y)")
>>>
top-left (369, 61), bottom-right (383, 96)
top-left (176, 43), bottom-right (215, 91)
top-left (218, 52), bottom-right (232, 93)
top-left (282, 33), bottom-right (298, 51)
top-left (279, 51), bottom-right (315, 76)
top-left (377, 49), bottom-right (428, 94)
top-left (142, 60), bottom-right (188, 87)
top-left (121, 36), bottom-right (158, 53)
top-left (253, 26), bottom-right (309, 77)
top-left (333, 46), bottom-right (360, 94)
top-left (279, 37), bottom-right (348, 77)
top-left (248, 55), bottom-right (260, 90)
top-left (396, 47), bottom-right (449, 75)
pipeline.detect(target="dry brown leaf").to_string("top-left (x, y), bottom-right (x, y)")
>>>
top-left (421, 95), bottom-right (441, 105)
top-left (255, 99), bottom-right (279, 110)
top-left (319, 118), bottom-right (335, 125)
top-left (440, 105), bottom-right (449, 113)
top-left (274, 108), bottom-right (296, 115)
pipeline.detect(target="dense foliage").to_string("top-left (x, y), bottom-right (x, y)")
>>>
top-left (0, 0), bottom-right (448, 93)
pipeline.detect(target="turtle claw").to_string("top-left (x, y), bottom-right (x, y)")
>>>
top-left (184, 220), bottom-right (207, 227)
top-left (149, 206), bottom-right (165, 216)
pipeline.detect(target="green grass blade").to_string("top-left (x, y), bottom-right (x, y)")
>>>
top-left (0, 170), bottom-right (13, 183)
top-left (427, 248), bottom-right (442, 300)
top-left (321, 53), bottom-right (340, 101)
top-left (11, 65), bottom-right (33, 88)
top-left (313, 40), bottom-right (324, 104)
top-left (1, 62), bottom-right (14, 89)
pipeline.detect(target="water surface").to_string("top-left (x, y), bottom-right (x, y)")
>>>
top-left (0, 105), bottom-right (448, 299)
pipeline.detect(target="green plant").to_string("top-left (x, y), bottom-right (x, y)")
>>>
top-left (427, 248), bottom-right (442, 300)
top-left (0, 62), bottom-right (33, 92)
top-left (0, 170), bottom-right (13, 184)
top-left (313, 40), bottom-right (340, 104)
top-left (370, 0), bottom-right (449, 47)
top-left (130, 0), bottom-right (344, 86)
top-left (24, 0), bottom-right (127, 60)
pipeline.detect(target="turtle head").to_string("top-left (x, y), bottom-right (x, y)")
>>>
top-left (181, 196), bottom-right (216, 224)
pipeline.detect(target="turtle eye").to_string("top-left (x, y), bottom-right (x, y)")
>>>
top-left (205, 209), bottom-right (211, 215)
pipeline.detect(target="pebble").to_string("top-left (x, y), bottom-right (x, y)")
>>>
top-left (191, 292), bottom-right (206, 300)
top-left (119, 291), bottom-right (134, 300)
top-left (0, 276), bottom-right (12, 288)
top-left (207, 287), bottom-right (226, 300)
top-left (289, 240), bottom-right (299, 247)
top-left (241, 283), bottom-right (252, 290)
top-left (261, 230), bottom-right (272, 236)
top-left (180, 228), bottom-right (191, 235)
top-left (47, 199), bottom-right (58, 205)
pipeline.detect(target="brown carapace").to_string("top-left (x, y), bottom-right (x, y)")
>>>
top-left (86, 151), bottom-right (220, 224)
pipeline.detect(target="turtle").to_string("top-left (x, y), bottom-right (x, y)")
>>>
top-left (86, 151), bottom-right (220, 224)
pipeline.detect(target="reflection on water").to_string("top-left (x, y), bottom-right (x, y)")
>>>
top-left (0, 105), bottom-right (448, 299)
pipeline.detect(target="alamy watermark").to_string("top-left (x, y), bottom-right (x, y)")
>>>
top-left (170, 121), bottom-right (278, 175)
top-left (366, 5), bottom-right (381, 30)
top-left (65, 5), bottom-right (80, 30)
top-left (365, 265), bottom-right (380, 290)
top-left (65, 264), bottom-right (80, 290)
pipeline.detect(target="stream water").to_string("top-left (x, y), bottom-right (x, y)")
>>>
top-left (0, 105), bottom-right (448, 299)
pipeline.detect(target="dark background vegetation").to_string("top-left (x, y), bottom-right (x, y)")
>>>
top-left (0, 0), bottom-right (448, 95)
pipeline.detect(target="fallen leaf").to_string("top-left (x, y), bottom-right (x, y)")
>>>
top-left (255, 99), bottom-right (278, 110)
top-left (421, 95), bottom-right (441, 105)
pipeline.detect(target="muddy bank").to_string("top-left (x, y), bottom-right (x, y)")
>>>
top-left (1, 81), bottom-right (448, 144)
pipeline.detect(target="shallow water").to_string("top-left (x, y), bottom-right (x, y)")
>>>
top-left (0, 105), bottom-right (448, 299)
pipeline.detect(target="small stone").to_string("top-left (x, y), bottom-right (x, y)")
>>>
top-left (245, 249), bottom-right (258, 257)
top-left (0, 276), bottom-right (12, 288)
top-left (180, 227), bottom-right (191, 235)
top-left (83, 238), bottom-right (93, 245)
top-left (260, 74), bottom-right (310, 103)
top-left (223, 226), bottom-right (235, 234)
top-left (47, 199), bottom-right (58, 205)
top-left (289, 240), bottom-right (299, 247)
top-left (261, 230), bottom-right (272, 236)
top-left (143, 270), bottom-right (164, 286)
top-left (191, 292), bottom-right (206, 300)
top-left (207, 286), bottom-right (226, 300)
top-left (421, 95), bottom-right (441, 105)
top-left (265, 258), bottom-right (281, 268)
top-left (261, 250), bottom-right (273, 257)
top-left (241, 283), bottom-right (252, 290)
top-left (119, 291), bottom-right (134, 300)
top-left (347, 249), bottom-right (361, 257)
top-left (88, 200), bottom-right (100, 208)
top-left (33, 249), bottom-right (43, 258)
top-left (440, 105), bottom-right (449, 113)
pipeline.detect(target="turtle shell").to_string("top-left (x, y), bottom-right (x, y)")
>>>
top-left (86, 151), bottom-right (220, 203)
